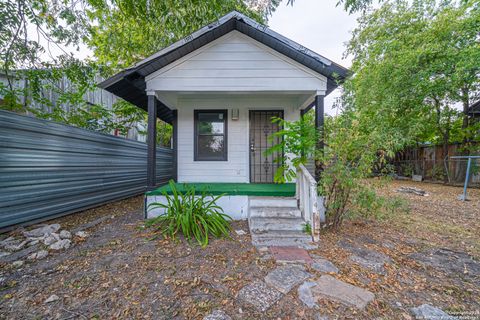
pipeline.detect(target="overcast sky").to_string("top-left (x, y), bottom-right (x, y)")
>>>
top-left (268, 0), bottom-right (359, 115)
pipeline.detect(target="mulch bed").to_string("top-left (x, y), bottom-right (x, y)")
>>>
top-left (0, 180), bottom-right (479, 319)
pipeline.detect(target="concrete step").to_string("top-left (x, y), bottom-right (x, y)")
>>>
top-left (251, 229), bottom-right (312, 239)
top-left (249, 197), bottom-right (297, 208)
top-left (249, 206), bottom-right (302, 218)
top-left (251, 235), bottom-right (317, 250)
top-left (249, 217), bottom-right (306, 233)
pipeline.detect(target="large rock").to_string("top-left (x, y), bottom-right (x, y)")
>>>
top-left (237, 281), bottom-right (283, 312)
top-left (23, 224), bottom-right (60, 238)
top-left (264, 264), bottom-right (311, 294)
top-left (298, 281), bottom-right (318, 308)
top-left (410, 304), bottom-right (455, 319)
top-left (49, 239), bottom-right (71, 250)
top-left (311, 275), bottom-right (375, 309)
top-left (203, 310), bottom-right (232, 320)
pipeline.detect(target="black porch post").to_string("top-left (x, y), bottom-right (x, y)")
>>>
top-left (314, 94), bottom-right (325, 182)
top-left (147, 95), bottom-right (157, 189)
top-left (172, 109), bottom-right (178, 182)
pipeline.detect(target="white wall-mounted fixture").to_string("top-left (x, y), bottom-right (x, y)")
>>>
top-left (231, 108), bottom-right (239, 120)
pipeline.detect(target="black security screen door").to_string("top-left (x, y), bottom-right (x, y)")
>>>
top-left (249, 110), bottom-right (283, 183)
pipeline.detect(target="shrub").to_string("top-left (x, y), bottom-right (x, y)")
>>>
top-left (146, 181), bottom-right (232, 247)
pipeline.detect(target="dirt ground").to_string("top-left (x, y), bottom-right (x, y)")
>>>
top-left (0, 180), bottom-right (479, 319)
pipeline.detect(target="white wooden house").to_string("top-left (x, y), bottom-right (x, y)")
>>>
top-left (100, 11), bottom-right (348, 246)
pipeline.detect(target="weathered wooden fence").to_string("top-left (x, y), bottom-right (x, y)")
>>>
top-left (0, 110), bottom-right (173, 230)
top-left (391, 144), bottom-right (480, 185)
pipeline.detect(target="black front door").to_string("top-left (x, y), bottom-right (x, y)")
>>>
top-left (249, 110), bottom-right (283, 183)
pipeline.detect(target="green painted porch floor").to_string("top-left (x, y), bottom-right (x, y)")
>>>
top-left (146, 182), bottom-right (296, 197)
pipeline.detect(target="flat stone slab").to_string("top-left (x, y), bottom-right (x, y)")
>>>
top-left (236, 281), bottom-right (283, 312)
top-left (410, 304), bottom-right (455, 320)
top-left (311, 275), bottom-right (375, 309)
top-left (265, 264), bottom-right (311, 294)
top-left (203, 310), bottom-right (232, 320)
top-left (409, 248), bottom-right (480, 280)
top-left (270, 246), bottom-right (314, 264)
top-left (311, 257), bottom-right (339, 274)
top-left (298, 281), bottom-right (318, 308)
top-left (348, 248), bottom-right (391, 274)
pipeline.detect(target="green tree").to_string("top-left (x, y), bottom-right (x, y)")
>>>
top-left (86, 0), bottom-right (266, 71)
top-left (345, 0), bottom-right (480, 164)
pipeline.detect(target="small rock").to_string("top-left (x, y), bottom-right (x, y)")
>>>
top-left (23, 224), bottom-right (60, 238)
top-left (42, 233), bottom-right (60, 246)
top-left (203, 310), bottom-right (232, 320)
top-left (298, 281), bottom-right (318, 308)
top-left (234, 230), bottom-right (246, 236)
top-left (75, 231), bottom-right (89, 238)
top-left (59, 230), bottom-right (72, 239)
top-left (12, 260), bottom-right (24, 268)
top-left (49, 239), bottom-right (71, 250)
top-left (260, 254), bottom-right (273, 262)
top-left (237, 281), bottom-right (283, 312)
top-left (27, 250), bottom-right (48, 260)
top-left (311, 258), bottom-right (339, 274)
top-left (0, 238), bottom-right (28, 252)
top-left (410, 304), bottom-right (455, 320)
top-left (27, 240), bottom-right (40, 247)
top-left (44, 294), bottom-right (60, 303)
top-left (0, 251), bottom-right (10, 258)
top-left (264, 264), bottom-right (311, 294)
top-left (315, 315), bottom-right (330, 320)
top-left (0, 277), bottom-right (5, 287)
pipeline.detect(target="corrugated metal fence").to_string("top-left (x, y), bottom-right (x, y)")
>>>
top-left (0, 110), bottom-right (173, 229)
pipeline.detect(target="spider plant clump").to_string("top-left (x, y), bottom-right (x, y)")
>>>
top-left (146, 181), bottom-right (232, 247)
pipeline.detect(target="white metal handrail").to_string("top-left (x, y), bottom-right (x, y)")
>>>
top-left (296, 164), bottom-right (321, 241)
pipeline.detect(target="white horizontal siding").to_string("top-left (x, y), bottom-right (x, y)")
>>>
top-left (146, 31), bottom-right (327, 93)
top-left (177, 96), bottom-right (299, 183)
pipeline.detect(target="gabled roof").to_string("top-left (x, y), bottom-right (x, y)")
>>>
top-left (469, 100), bottom-right (480, 116)
top-left (99, 11), bottom-right (349, 123)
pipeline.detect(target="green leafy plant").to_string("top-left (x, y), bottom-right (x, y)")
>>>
top-left (265, 113), bottom-right (318, 183)
top-left (146, 181), bottom-right (232, 247)
top-left (302, 222), bottom-right (312, 235)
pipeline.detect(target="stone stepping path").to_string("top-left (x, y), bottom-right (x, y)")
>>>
top-left (309, 275), bottom-right (375, 309)
top-left (269, 246), bottom-right (313, 264)
top-left (203, 310), bottom-right (232, 320)
top-left (410, 304), bottom-right (456, 320)
top-left (310, 254), bottom-right (339, 273)
top-left (264, 264), bottom-right (311, 294)
top-left (236, 281), bottom-right (283, 312)
top-left (237, 244), bottom-right (452, 317)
